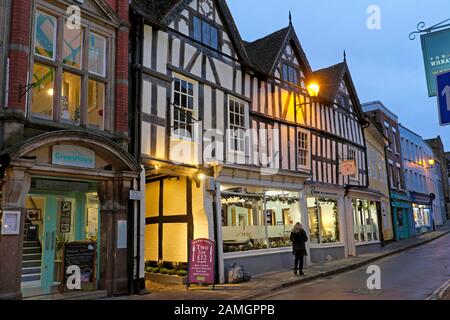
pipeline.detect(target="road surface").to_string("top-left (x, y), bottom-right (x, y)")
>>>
top-left (257, 233), bottom-right (450, 300)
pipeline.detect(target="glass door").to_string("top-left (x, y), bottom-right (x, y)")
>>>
top-left (41, 196), bottom-right (57, 294)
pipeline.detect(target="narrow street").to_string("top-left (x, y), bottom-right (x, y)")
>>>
top-left (257, 233), bottom-right (450, 300)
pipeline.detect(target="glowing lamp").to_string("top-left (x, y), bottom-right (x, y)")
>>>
top-left (307, 83), bottom-right (320, 97)
top-left (428, 159), bottom-right (435, 166)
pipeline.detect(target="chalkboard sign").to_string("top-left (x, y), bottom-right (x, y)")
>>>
top-left (187, 239), bottom-right (215, 290)
top-left (62, 242), bottom-right (96, 292)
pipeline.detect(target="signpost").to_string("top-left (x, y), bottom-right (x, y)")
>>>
top-left (436, 71), bottom-right (450, 126)
top-left (187, 238), bottom-right (215, 290)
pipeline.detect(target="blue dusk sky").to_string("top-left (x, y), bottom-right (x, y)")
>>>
top-left (227, 0), bottom-right (450, 149)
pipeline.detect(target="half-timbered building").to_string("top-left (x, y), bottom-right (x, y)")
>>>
top-left (130, 0), bottom-right (380, 282)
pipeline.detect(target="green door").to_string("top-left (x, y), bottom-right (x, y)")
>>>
top-left (394, 208), bottom-right (409, 240)
top-left (41, 195), bottom-right (57, 294)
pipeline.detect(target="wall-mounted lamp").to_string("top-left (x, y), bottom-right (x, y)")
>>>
top-left (307, 83), bottom-right (320, 97)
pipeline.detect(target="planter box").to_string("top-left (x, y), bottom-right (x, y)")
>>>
top-left (145, 272), bottom-right (187, 285)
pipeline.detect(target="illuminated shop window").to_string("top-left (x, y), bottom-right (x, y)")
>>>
top-left (307, 197), bottom-right (340, 244)
top-left (352, 199), bottom-right (379, 242)
top-left (61, 72), bottom-right (81, 124)
top-left (221, 186), bottom-right (301, 252)
top-left (413, 204), bottom-right (431, 228)
top-left (88, 80), bottom-right (105, 130)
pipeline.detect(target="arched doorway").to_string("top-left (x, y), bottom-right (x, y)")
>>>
top-left (0, 130), bottom-right (140, 299)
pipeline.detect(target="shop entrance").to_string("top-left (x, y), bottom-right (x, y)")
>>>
top-left (21, 178), bottom-right (100, 297)
top-left (394, 207), bottom-right (409, 240)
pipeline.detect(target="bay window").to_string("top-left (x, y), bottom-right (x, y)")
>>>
top-left (352, 199), bottom-right (379, 242)
top-left (307, 197), bottom-right (340, 244)
top-left (31, 9), bottom-right (109, 130)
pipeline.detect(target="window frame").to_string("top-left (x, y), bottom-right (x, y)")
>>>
top-left (192, 14), bottom-right (220, 50)
top-left (34, 10), bottom-right (58, 61)
top-left (29, 5), bottom-right (112, 131)
top-left (296, 129), bottom-right (310, 170)
top-left (227, 96), bottom-right (248, 154)
top-left (171, 75), bottom-right (197, 141)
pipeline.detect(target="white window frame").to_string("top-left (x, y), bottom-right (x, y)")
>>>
top-left (297, 129), bottom-right (311, 170)
top-left (227, 96), bottom-right (248, 154)
top-left (348, 147), bottom-right (358, 181)
top-left (88, 32), bottom-right (107, 77)
top-left (171, 75), bottom-right (197, 141)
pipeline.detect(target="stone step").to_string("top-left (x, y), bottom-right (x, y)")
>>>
top-left (21, 273), bottom-right (41, 282)
top-left (23, 241), bottom-right (40, 248)
top-left (22, 253), bottom-right (41, 261)
top-left (23, 247), bottom-right (41, 255)
top-left (22, 266), bottom-right (42, 275)
top-left (22, 260), bottom-right (41, 268)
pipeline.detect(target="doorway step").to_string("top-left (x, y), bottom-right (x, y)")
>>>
top-left (21, 241), bottom-right (42, 283)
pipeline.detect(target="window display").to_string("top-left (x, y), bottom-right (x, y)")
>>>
top-left (413, 204), bottom-right (431, 228)
top-left (307, 197), bottom-right (340, 244)
top-left (221, 186), bottom-right (301, 252)
top-left (352, 199), bottom-right (379, 242)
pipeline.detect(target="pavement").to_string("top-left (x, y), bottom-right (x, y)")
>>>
top-left (108, 222), bottom-right (450, 300)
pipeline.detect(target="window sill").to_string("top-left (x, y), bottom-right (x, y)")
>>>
top-left (223, 246), bottom-right (292, 259)
top-left (309, 243), bottom-right (344, 249)
top-left (355, 241), bottom-right (381, 246)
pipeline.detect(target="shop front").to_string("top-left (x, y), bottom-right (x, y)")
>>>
top-left (305, 186), bottom-right (345, 263)
top-left (216, 166), bottom-right (310, 280)
top-left (410, 192), bottom-right (434, 234)
top-left (0, 131), bottom-right (140, 300)
top-left (391, 191), bottom-right (413, 241)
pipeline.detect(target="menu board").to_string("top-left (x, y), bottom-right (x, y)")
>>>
top-left (187, 239), bottom-right (215, 288)
top-left (62, 242), bottom-right (96, 291)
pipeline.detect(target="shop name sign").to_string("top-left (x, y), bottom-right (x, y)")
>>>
top-left (52, 145), bottom-right (95, 169)
top-left (421, 28), bottom-right (450, 96)
top-left (187, 239), bottom-right (215, 288)
top-left (340, 159), bottom-right (357, 176)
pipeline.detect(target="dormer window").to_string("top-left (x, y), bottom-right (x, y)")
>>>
top-left (282, 63), bottom-right (298, 84)
top-left (193, 16), bottom-right (219, 49)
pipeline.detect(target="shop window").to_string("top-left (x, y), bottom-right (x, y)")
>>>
top-left (221, 187), bottom-right (301, 252)
top-left (172, 77), bottom-right (195, 139)
top-left (87, 80), bottom-right (105, 130)
top-left (34, 11), bottom-right (57, 60)
top-left (307, 197), bottom-right (340, 244)
top-left (228, 98), bottom-right (246, 152)
top-left (352, 199), bottom-right (379, 242)
top-left (61, 72), bottom-right (81, 124)
top-left (31, 63), bottom-right (55, 119)
top-left (413, 204), bottom-right (431, 228)
top-left (31, 9), bottom-right (110, 130)
top-left (193, 16), bottom-right (219, 49)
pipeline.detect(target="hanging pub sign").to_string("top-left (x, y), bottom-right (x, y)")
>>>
top-left (187, 238), bottom-right (215, 290)
top-left (340, 159), bottom-right (357, 176)
top-left (420, 28), bottom-right (450, 97)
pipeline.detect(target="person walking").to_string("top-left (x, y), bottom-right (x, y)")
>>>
top-left (290, 222), bottom-right (308, 275)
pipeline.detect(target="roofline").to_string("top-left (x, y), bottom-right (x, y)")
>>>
top-left (362, 100), bottom-right (399, 122)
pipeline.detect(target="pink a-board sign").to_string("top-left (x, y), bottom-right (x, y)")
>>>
top-left (187, 238), bottom-right (215, 287)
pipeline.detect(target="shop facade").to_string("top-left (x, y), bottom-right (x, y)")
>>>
top-left (410, 192), bottom-right (434, 234)
top-left (0, 131), bottom-right (140, 299)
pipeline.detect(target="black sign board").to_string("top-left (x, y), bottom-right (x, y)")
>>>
top-left (62, 242), bottom-right (96, 291)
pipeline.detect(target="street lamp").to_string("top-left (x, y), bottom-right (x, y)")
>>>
top-left (296, 82), bottom-right (320, 111)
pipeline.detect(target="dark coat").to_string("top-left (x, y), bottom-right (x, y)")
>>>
top-left (290, 229), bottom-right (308, 256)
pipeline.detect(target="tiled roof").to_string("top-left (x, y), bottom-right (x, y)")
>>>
top-left (244, 26), bottom-right (291, 75)
top-left (312, 62), bottom-right (346, 102)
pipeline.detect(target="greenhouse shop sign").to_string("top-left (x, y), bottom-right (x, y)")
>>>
top-left (52, 145), bottom-right (95, 169)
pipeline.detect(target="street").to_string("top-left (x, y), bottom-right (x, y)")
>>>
top-left (257, 233), bottom-right (450, 300)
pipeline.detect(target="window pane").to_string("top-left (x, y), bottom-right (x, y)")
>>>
top-left (193, 16), bottom-right (202, 42)
top-left (31, 63), bottom-right (54, 118)
top-left (88, 80), bottom-right (105, 130)
top-left (61, 72), bottom-right (81, 124)
top-left (63, 23), bottom-right (83, 68)
top-left (35, 11), bottom-right (57, 60)
top-left (318, 198), bottom-right (340, 243)
top-left (202, 21), bottom-right (210, 46)
top-left (282, 64), bottom-right (288, 82)
top-left (89, 33), bottom-right (106, 76)
top-left (210, 26), bottom-right (218, 49)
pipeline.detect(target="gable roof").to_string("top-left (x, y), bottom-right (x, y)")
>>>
top-left (131, 0), bottom-right (250, 65)
top-left (313, 61), bottom-right (365, 121)
top-left (244, 25), bottom-right (312, 77)
top-left (86, 0), bottom-right (122, 26)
